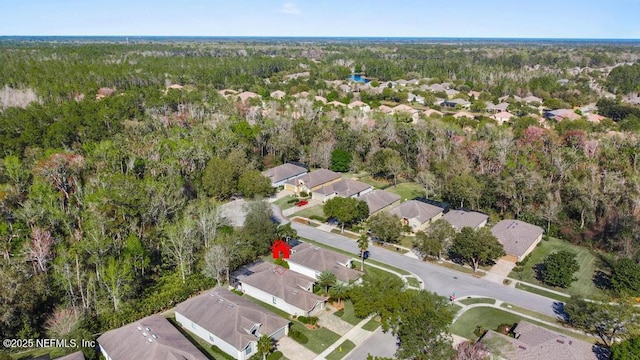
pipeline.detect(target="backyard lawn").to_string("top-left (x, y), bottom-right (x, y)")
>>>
top-left (385, 182), bottom-right (424, 202)
top-left (508, 237), bottom-right (605, 298)
top-left (290, 322), bottom-right (341, 354)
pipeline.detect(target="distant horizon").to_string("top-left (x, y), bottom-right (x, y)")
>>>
top-left (2, 1), bottom-right (639, 39)
top-left (2, 35), bottom-right (640, 40)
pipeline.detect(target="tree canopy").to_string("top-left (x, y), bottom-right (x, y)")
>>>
top-left (449, 227), bottom-right (505, 272)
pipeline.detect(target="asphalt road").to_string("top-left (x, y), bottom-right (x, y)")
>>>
top-left (290, 222), bottom-right (563, 318)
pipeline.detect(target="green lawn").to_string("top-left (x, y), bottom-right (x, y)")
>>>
top-left (293, 205), bottom-right (326, 221)
top-left (499, 303), bottom-right (561, 324)
top-left (406, 277), bottom-right (421, 288)
top-left (333, 300), bottom-right (361, 325)
top-left (362, 318), bottom-right (381, 331)
top-left (451, 307), bottom-right (596, 343)
top-left (385, 182), bottom-right (424, 202)
top-left (509, 237), bottom-right (604, 298)
top-left (325, 340), bottom-right (356, 360)
top-left (273, 195), bottom-right (300, 210)
top-left (330, 229), bottom-right (360, 239)
top-left (515, 282), bottom-right (569, 302)
top-left (290, 322), bottom-right (341, 354)
top-left (11, 347), bottom-right (69, 360)
top-left (356, 176), bottom-right (388, 189)
top-left (458, 297), bottom-right (496, 306)
top-left (400, 235), bottom-right (415, 249)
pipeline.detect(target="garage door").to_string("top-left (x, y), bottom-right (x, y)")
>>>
top-left (271, 326), bottom-right (287, 340)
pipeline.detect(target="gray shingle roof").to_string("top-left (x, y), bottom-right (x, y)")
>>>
top-left (389, 200), bottom-right (444, 224)
top-left (286, 169), bottom-right (342, 189)
top-left (359, 190), bottom-right (401, 215)
top-left (289, 243), bottom-right (363, 283)
top-left (442, 210), bottom-right (488, 231)
top-left (97, 314), bottom-right (208, 360)
top-left (313, 179), bottom-right (372, 198)
top-left (262, 164), bottom-right (307, 184)
top-left (480, 320), bottom-right (601, 360)
top-left (175, 287), bottom-right (288, 352)
top-left (241, 263), bottom-right (326, 312)
top-left (55, 351), bottom-right (85, 360)
top-left (490, 220), bottom-right (544, 258)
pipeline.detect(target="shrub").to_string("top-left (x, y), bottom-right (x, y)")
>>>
top-left (267, 351), bottom-right (284, 360)
top-left (495, 323), bottom-right (512, 335)
top-left (289, 329), bottom-right (308, 344)
top-left (474, 325), bottom-right (486, 338)
top-left (287, 198), bottom-right (300, 204)
top-left (274, 257), bottom-right (290, 269)
top-left (334, 310), bottom-right (345, 317)
top-left (299, 191), bottom-right (309, 198)
top-left (309, 215), bottom-right (327, 222)
top-left (298, 316), bottom-right (309, 323)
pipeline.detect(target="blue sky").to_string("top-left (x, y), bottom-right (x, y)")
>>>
top-left (1, 0), bottom-right (639, 38)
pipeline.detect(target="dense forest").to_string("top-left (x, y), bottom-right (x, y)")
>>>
top-left (1, 40), bottom-right (640, 358)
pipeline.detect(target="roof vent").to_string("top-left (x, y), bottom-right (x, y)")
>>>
top-left (136, 326), bottom-right (142, 331)
top-left (147, 338), bottom-right (153, 343)
top-left (518, 345), bottom-right (526, 350)
top-left (292, 290), bottom-right (298, 295)
top-left (142, 332), bottom-right (148, 337)
top-left (218, 298), bottom-right (225, 303)
top-left (145, 327), bottom-right (151, 331)
top-left (152, 334), bottom-right (158, 339)
top-left (228, 303), bottom-right (235, 308)
top-left (556, 339), bottom-right (565, 344)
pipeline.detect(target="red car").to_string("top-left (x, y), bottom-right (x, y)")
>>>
top-left (295, 200), bottom-right (308, 207)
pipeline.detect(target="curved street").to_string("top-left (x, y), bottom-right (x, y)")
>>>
top-left (290, 222), bottom-right (562, 318)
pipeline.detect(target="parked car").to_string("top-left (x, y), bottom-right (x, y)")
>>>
top-left (359, 250), bottom-right (370, 259)
top-left (295, 200), bottom-right (308, 207)
top-left (327, 217), bottom-right (339, 225)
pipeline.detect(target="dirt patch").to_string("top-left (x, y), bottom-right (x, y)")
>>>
top-left (304, 324), bottom-right (318, 330)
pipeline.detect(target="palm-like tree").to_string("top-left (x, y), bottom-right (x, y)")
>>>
top-left (316, 270), bottom-right (337, 295)
top-left (257, 335), bottom-right (274, 360)
top-left (277, 223), bottom-right (297, 243)
top-left (328, 282), bottom-right (349, 307)
top-left (357, 234), bottom-right (369, 271)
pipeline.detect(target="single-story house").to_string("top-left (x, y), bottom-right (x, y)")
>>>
top-left (480, 320), bottom-right (602, 360)
top-left (262, 163), bottom-right (308, 187)
top-left (288, 243), bottom-right (363, 283)
top-left (175, 287), bottom-right (289, 360)
top-left (468, 91), bottom-right (482, 100)
top-left (359, 189), bottom-right (401, 216)
top-left (499, 95), bottom-right (522, 103)
top-left (445, 89), bottom-right (460, 98)
top-left (441, 98), bottom-right (471, 109)
top-left (490, 220), bottom-right (544, 262)
top-left (312, 178), bottom-right (373, 202)
top-left (348, 100), bottom-right (371, 112)
top-left (442, 210), bottom-right (489, 231)
top-left (239, 262), bottom-right (326, 316)
top-left (236, 91), bottom-right (261, 104)
top-left (492, 111), bottom-right (515, 125)
top-left (453, 111), bottom-right (475, 119)
top-left (314, 95), bottom-right (327, 104)
top-left (544, 109), bottom-right (581, 121)
top-left (522, 95), bottom-right (542, 104)
top-left (428, 83), bottom-right (447, 92)
top-left (98, 314), bottom-right (208, 360)
top-left (270, 90), bottom-right (286, 99)
top-left (377, 105), bottom-right (394, 114)
top-left (284, 169), bottom-right (342, 194)
top-left (327, 100), bottom-right (346, 107)
top-left (389, 200), bottom-right (445, 232)
top-left (423, 109), bottom-right (444, 118)
top-left (586, 113), bottom-right (605, 123)
top-left (407, 93), bottom-right (425, 105)
top-left (488, 102), bottom-right (510, 113)
top-left (292, 91), bottom-right (310, 98)
top-left (392, 104), bottom-right (420, 121)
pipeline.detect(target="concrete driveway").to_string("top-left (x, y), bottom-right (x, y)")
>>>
top-left (277, 337), bottom-right (316, 360)
top-left (345, 327), bottom-right (396, 360)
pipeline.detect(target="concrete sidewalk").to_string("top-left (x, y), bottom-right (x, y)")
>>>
top-left (314, 315), bottom-right (375, 360)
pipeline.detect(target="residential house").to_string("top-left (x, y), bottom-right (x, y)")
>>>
top-left (175, 287), bottom-right (289, 360)
top-left (359, 190), bottom-right (401, 216)
top-left (284, 169), bottom-right (342, 194)
top-left (377, 105), bottom-right (394, 114)
top-left (262, 163), bottom-right (308, 187)
top-left (423, 108), bottom-right (443, 117)
top-left (348, 100), bottom-right (371, 112)
top-left (441, 98), bottom-right (471, 109)
top-left (327, 100), bottom-right (346, 107)
top-left (392, 104), bottom-right (420, 121)
top-left (389, 200), bottom-right (445, 232)
top-left (284, 72), bottom-right (310, 81)
top-left (490, 220), bottom-right (544, 262)
top-left (586, 113), bottom-right (605, 123)
top-left (314, 95), bottom-right (327, 104)
top-left (167, 84), bottom-right (184, 90)
top-left (499, 95), bottom-right (521, 103)
top-left (492, 111), bottom-right (515, 125)
top-left (545, 109), bottom-right (581, 121)
top-left (270, 90), bottom-right (286, 99)
top-left (293, 91), bottom-right (310, 98)
top-left (453, 111), bottom-right (475, 119)
top-left (312, 178), bottom-right (373, 202)
top-left (442, 210), bottom-right (489, 231)
top-left (288, 243), bottom-right (363, 283)
top-left (407, 93), bottom-right (425, 105)
top-left (468, 91), bottom-right (482, 100)
top-left (445, 89), bottom-right (460, 98)
top-left (427, 83), bottom-right (447, 93)
top-left (56, 352), bottom-right (85, 360)
top-left (480, 320), bottom-right (602, 360)
top-left (522, 95), bottom-right (542, 104)
top-left (488, 102), bottom-right (510, 113)
top-left (98, 314), bottom-right (208, 360)
top-left (239, 262), bottom-right (326, 316)
top-left (236, 91), bottom-right (261, 104)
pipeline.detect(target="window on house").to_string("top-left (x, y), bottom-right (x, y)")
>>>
top-left (245, 345), bottom-right (252, 355)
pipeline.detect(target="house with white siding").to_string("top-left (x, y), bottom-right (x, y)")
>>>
top-left (288, 243), bottom-right (363, 283)
top-left (175, 287), bottom-right (289, 360)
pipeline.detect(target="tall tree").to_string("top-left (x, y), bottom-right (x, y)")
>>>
top-left (277, 223), bottom-right (298, 242)
top-left (316, 270), bottom-right (337, 295)
top-left (237, 170), bottom-right (274, 199)
top-left (331, 149), bottom-right (352, 172)
top-left (413, 219), bottom-right (455, 260)
top-left (611, 258), bottom-right (640, 297)
top-left (540, 250), bottom-right (579, 288)
top-left (368, 212), bottom-right (403, 244)
top-left (162, 218), bottom-right (198, 282)
top-left (203, 244), bottom-right (230, 286)
top-left (99, 257), bottom-right (133, 312)
top-left (611, 336), bottom-right (640, 360)
top-left (323, 197), bottom-right (368, 233)
top-left (329, 282), bottom-right (349, 307)
top-left (242, 201), bottom-right (278, 257)
top-left (449, 227), bottom-right (505, 272)
top-left (201, 157), bottom-right (236, 200)
top-left (257, 335), bottom-right (274, 360)
top-left (357, 234), bottom-right (369, 271)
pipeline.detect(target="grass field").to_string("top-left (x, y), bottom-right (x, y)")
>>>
top-left (451, 307), bottom-right (595, 343)
top-left (458, 297), bottom-right (496, 306)
top-left (400, 236), bottom-right (415, 249)
top-left (325, 340), bottom-right (356, 360)
top-left (356, 176), bottom-right (388, 189)
top-left (11, 347), bottom-right (69, 360)
top-left (515, 282), bottom-right (569, 302)
top-left (290, 322), bottom-right (341, 354)
top-left (293, 205), bottom-right (326, 221)
top-left (362, 318), bottom-right (381, 331)
top-left (406, 277), bottom-right (421, 288)
top-left (509, 237), bottom-right (604, 298)
top-left (385, 182), bottom-right (424, 202)
top-left (273, 195), bottom-right (300, 210)
top-left (333, 300), bottom-right (362, 325)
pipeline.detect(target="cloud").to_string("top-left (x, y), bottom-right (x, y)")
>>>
top-left (278, 3), bottom-right (301, 15)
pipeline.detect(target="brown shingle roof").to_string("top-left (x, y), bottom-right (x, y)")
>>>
top-left (313, 179), bottom-right (372, 198)
top-left (389, 200), bottom-right (444, 224)
top-left (175, 287), bottom-right (288, 352)
top-left (286, 169), bottom-right (342, 189)
top-left (262, 164), bottom-right (307, 184)
top-left (289, 243), bottom-right (363, 283)
top-left (442, 210), bottom-right (488, 231)
top-left (97, 314), bottom-right (208, 360)
top-left (359, 190), bottom-right (401, 215)
top-left (241, 263), bottom-right (326, 312)
top-left (490, 220), bottom-right (544, 258)
top-left (480, 320), bottom-right (601, 360)
top-left (56, 351), bottom-right (85, 360)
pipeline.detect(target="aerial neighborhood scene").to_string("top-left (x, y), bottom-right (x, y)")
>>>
top-left (2, 1), bottom-right (640, 360)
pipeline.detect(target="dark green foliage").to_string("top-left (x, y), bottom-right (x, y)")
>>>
top-left (367, 212), bottom-right (403, 244)
top-left (273, 257), bottom-right (290, 269)
top-left (238, 170), bottom-right (274, 199)
top-left (540, 250), bottom-right (579, 288)
top-left (323, 197), bottom-right (369, 232)
top-left (596, 98), bottom-right (640, 121)
top-left (242, 201), bottom-right (279, 258)
top-left (288, 328), bottom-right (308, 344)
top-left (330, 149), bottom-right (352, 172)
top-left (611, 258), bottom-right (640, 296)
top-left (564, 297), bottom-right (639, 347)
top-left (297, 316), bottom-right (319, 326)
top-left (611, 336), bottom-right (640, 360)
top-left (606, 63), bottom-right (640, 94)
top-left (449, 227), bottom-right (505, 272)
